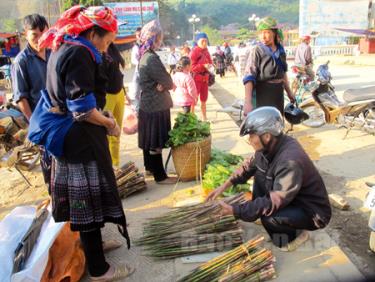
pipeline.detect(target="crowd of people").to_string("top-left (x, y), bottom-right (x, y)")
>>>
top-left (9, 5), bottom-right (332, 281)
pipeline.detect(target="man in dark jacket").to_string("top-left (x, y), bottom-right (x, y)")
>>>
top-left (207, 107), bottom-right (331, 251)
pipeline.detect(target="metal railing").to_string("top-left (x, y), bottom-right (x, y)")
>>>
top-left (285, 45), bottom-right (358, 57)
top-left (157, 45), bottom-right (359, 65)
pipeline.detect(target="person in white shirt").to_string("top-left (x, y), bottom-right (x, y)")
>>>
top-left (167, 45), bottom-right (180, 73)
top-left (235, 42), bottom-right (252, 83)
top-left (128, 27), bottom-right (142, 111)
top-left (294, 35), bottom-right (314, 80)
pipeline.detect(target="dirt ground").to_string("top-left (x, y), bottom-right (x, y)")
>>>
top-left (1, 68), bottom-right (375, 280)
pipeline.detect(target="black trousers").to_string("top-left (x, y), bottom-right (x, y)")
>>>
top-left (261, 205), bottom-right (317, 247)
top-left (80, 229), bottom-right (109, 277)
top-left (255, 81), bottom-right (285, 115)
top-left (143, 149), bottom-right (168, 182)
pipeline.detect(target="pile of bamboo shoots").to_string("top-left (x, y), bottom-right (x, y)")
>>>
top-left (136, 194), bottom-right (247, 259)
top-left (115, 161), bottom-right (147, 198)
top-left (178, 236), bottom-right (276, 282)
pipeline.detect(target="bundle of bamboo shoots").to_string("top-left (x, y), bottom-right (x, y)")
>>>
top-left (136, 194), bottom-right (247, 259)
top-left (178, 236), bottom-right (276, 282)
top-left (115, 161), bottom-right (147, 198)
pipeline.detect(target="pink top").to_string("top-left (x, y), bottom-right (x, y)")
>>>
top-left (172, 71), bottom-right (198, 106)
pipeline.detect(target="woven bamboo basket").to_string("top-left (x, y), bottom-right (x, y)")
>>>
top-left (171, 135), bottom-right (211, 182)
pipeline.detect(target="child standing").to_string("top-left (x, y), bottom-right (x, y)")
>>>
top-left (172, 56), bottom-right (198, 113)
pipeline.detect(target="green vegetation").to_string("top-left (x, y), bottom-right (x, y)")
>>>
top-left (0, 0), bottom-right (298, 44)
top-left (201, 25), bottom-right (223, 45)
top-left (161, 0), bottom-right (298, 44)
top-left (63, 0), bottom-right (103, 10)
top-left (203, 149), bottom-right (250, 196)
top-left (2, 19), bottom-right (17, 33)
top-left (167, 113), bottom-right (210, 147)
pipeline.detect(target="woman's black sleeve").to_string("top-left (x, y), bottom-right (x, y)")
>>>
top-left (63, 46), bottom-right (96, 100)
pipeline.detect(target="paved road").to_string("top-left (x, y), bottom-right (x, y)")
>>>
top-left (211, 64), bottom-right (375, 280)
top-left (301, 62), bottom-right (375, 98)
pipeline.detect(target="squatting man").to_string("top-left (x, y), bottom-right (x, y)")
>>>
top-left (207, 107), bottom-right (332, 251)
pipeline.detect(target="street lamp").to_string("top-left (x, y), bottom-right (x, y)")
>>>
top-left (176, 35), bottom-right (181, 46)
top-left (248, 14), bottom-right (260, 31)
top-left (188, 14), bottom-right (200, 41)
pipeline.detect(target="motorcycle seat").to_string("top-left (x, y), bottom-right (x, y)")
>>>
top-left (343, 86), bottom-right (375, 103)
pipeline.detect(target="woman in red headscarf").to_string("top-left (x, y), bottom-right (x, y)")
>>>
top-left (29, 5), bottom-right (134, 280)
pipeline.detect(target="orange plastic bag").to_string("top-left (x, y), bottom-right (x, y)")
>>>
top-left (123, 105), bottom-right (138, 135)
top-left (41, 223), bottom-right (85, 282)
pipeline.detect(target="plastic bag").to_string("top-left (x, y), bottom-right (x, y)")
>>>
top-left (0, 91), bottom-right (7, 106)
top-left (123, 105), bottom-right (138, 135)
top-left (0, 205), bottom-right (64, 282)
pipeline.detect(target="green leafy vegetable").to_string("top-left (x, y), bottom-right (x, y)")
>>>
top-left (167, 113), bottom-right (210, 147)
top-left (203, 149), bottom-right (250, 196)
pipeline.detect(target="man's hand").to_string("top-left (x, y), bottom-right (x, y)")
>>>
top-left (219, 201), bottom-right (234, 216)
top-left (288, 94), bottom-right (296, 104)
top-left (17, 99), bottom-right (32, 121)
top-left (156, 84), bottom-right (164, 92)
top-left (206, 185), bottom-right (226, 202)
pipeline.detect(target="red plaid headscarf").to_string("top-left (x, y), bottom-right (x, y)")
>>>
top-left (39, 5), bottom-right (117, 50)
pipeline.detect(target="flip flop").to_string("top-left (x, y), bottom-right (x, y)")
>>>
top-left (90, 264), bottom-right (135, 281)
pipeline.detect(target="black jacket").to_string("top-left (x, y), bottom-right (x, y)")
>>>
top-left (104, 43), bottom-right (125, 94)
top-left (138, 50), bottom-right (173, 113)
top-left (230, 134), bottom-right (331, 228)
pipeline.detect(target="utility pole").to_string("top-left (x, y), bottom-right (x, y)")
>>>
top-left (369, 0), bottom-right (374, 29)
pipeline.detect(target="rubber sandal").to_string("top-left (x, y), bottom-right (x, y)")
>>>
top-left (112, 264), bottom-right (135, 280)
top-left (278, 230), bottom-right (310, 252)
top-left (90, 264), bottom-right (135, 281)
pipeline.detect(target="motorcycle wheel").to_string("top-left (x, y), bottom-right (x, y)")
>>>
top-left (301, 105), bottom-right (326, 128)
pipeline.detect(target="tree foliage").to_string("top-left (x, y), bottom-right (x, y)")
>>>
top-left (167, 0), bottom-right (299, 27)
top-left (62, 0), bottom-right (103, 11)
top-left (161, 0), bottom-right (298, 44)
top-left (200, 25), bottom-right (223, 46)
top-left (2, 18), bottom-right (17, 33)
top-left (236, 28), bottom-right (255, 41)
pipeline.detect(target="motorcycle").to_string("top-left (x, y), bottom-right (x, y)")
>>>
top-left (299, 61), bottom-right (375, 136)
top-left (290, 65), bottom-right (312, 98)
top-left (364, 182), bottom-right (375, 253)
top-left (288, 65), bottom-right (325, 128)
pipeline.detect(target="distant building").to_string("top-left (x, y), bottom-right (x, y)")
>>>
top-left (219, 23), bottom-right (240, 41)
top-left (299, 0), bottom-right (369, 45)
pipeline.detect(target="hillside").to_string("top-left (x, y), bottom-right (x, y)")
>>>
top-left (166, 0), bottom-right (299, 28)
